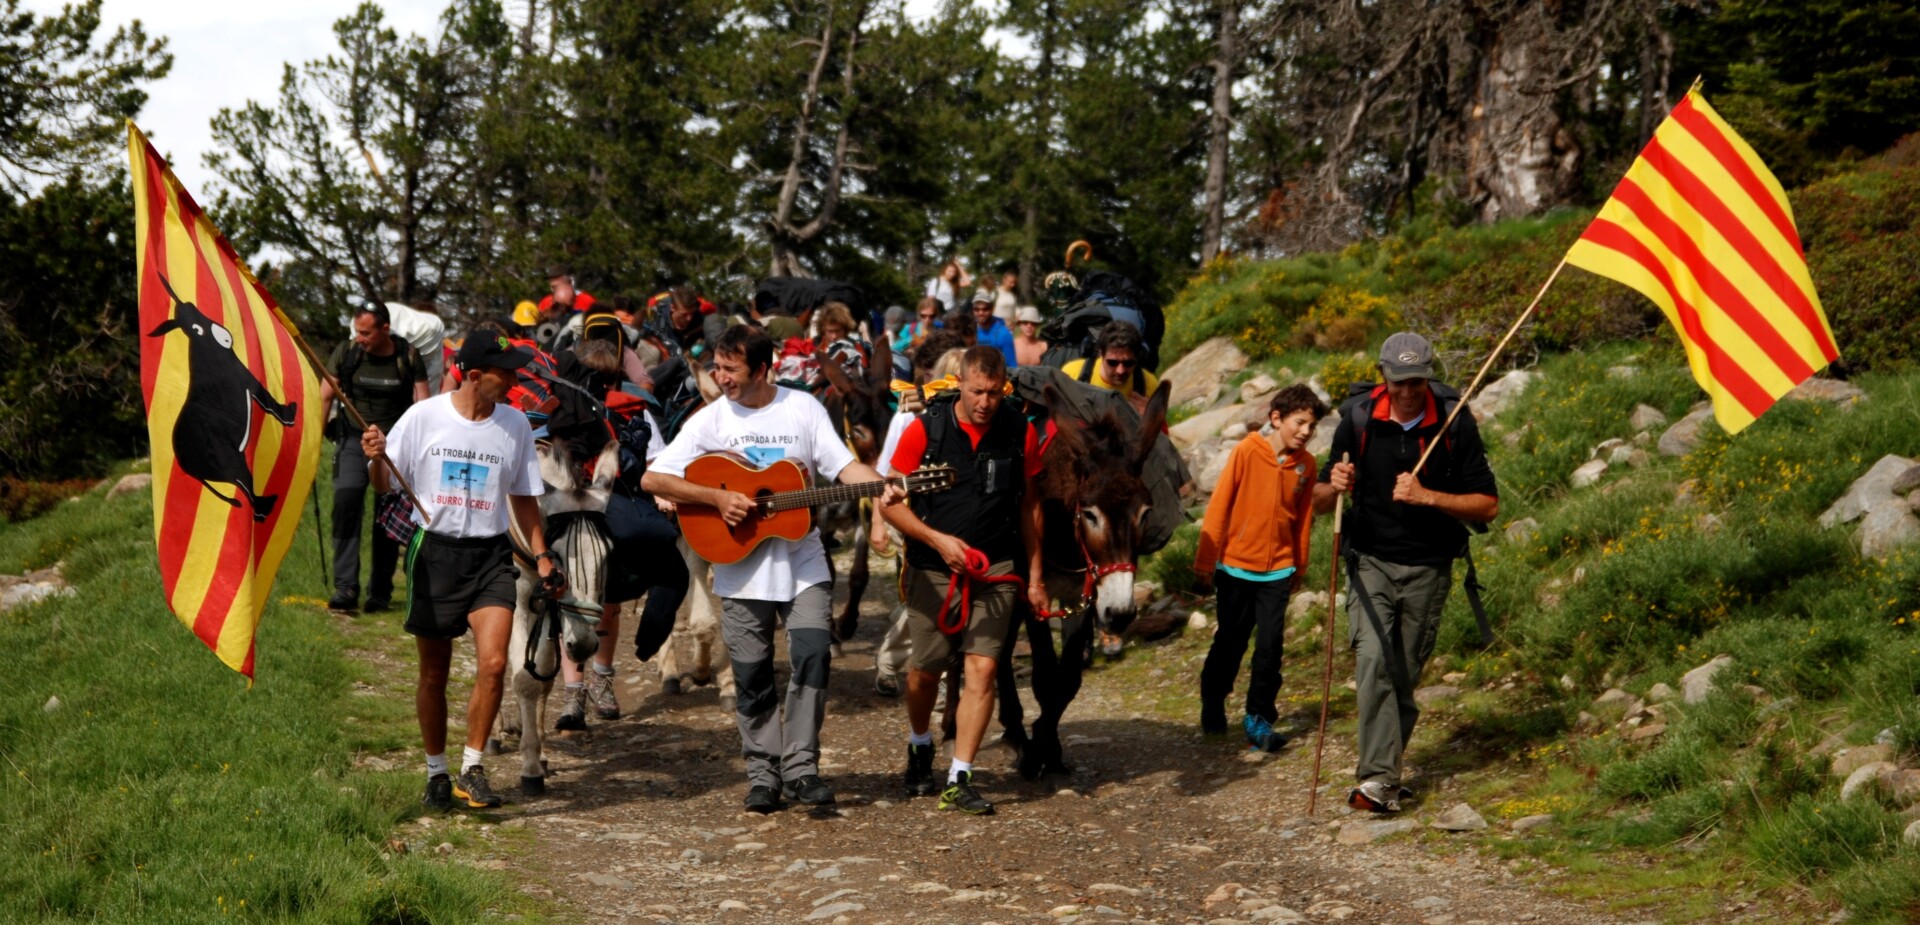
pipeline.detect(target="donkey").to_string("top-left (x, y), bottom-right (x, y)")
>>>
top-left (997, 380), bottom-right (1171, 779)
top-left (651, 359), bottom-right (737, 706)
top-left (812, 332), bottom-right (896, 643)
top-left (492, 439), bottom-right (619, 796)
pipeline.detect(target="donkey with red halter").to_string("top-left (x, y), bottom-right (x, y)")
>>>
top-left (997, 378), bottom-right (1172, 779)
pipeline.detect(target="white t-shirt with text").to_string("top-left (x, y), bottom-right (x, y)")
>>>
top-left (383, 394), bottom-right (542, 538)
top-left (651, 387), bottom-right (855, 602)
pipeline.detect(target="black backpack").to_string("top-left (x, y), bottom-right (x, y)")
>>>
top-left (327, 340), bottom-right (424, 439)
top-left (1036, 270), bottom-right (1165, 371)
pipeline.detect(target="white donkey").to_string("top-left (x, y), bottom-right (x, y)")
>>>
top-left (655, 539), bottom-right (736, 709)
top-left (492, 439), bottom-right (618, 795)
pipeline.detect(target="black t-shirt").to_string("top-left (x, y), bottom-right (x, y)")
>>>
top-left (329, 342), bottom-right (425, 433)
top-left (1324, 385), bottom-right (1498, 567)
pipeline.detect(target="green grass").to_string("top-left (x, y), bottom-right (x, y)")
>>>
top-left (0, 464), bottom-right (520, 923)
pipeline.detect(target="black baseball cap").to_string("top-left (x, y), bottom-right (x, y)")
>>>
top-left (1378, 331), bottom-right (1435, 382)
top-left (458, 332), bottom-right (535, 372)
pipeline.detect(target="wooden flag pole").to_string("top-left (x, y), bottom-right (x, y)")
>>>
top-left (275, 317), bottom-right (433, 526)
top-left (1411, 256), bottom-right (1569, 476)
top-left (1307, 453), bottom-right (1349, 816)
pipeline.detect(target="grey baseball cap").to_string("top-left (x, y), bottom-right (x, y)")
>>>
top-left (1378, 331), bottom-right (1434, 382)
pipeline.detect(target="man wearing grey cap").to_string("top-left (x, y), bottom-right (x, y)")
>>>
top-left (1315, 331), bottom-right (1499, 814)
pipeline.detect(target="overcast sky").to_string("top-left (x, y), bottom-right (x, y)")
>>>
top-left (37, 0), bottom-right (987, 206)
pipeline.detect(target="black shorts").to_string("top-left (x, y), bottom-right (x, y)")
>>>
top-left (403, 531), bottom-right (518, 639)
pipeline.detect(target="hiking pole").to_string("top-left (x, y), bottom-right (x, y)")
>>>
top-left (1307, 453), bottom-right (1349, 816)
top-left (275, 322), bottom-right (434, 528)
top-left (310, 486), bottom-right (330, 591)
top-left (1411, 255), bottom-right (1568, 477)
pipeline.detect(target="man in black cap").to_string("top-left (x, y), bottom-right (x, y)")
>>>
top-left (1316, 331), bottom-right (1498, 814)
top-left (362, 332), bottom-right (561, 812)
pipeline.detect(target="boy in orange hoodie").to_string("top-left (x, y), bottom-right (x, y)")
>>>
top-left (1192, 384), bottom-right (1330, 750)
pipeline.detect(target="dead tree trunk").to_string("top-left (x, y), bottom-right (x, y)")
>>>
top-left (767, 1), bottom-right (866, 278)
top-left (1200, 0), bottom-right (1239, 265)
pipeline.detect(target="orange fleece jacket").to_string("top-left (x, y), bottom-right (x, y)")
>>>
top-left (1192, 433), bottom-right (1317, 581)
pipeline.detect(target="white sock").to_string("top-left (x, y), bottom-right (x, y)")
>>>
top-left (948, 758), bottom-right (972, 783)
top-left (565, 681), bottom-right (585, 690)
top-left (591, 662), bottom-right (615, 677)
top-left (909, 730), bottom-right (933, 747)
top-left (462, 746), bottom-right (484, 774)
top-left (425, 753), bottom-right (448, 779)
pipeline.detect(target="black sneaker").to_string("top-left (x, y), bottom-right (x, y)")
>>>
top-left (744, 785), bottom-right (782, 814)
top-left (326, 593), bottom-right (358, 612)
top-left (782, 774), bottom-right (835, 806)
top-left (938, 771), bottom-right (994, 815)
top-left (422, 773), bottom-right (452, 811)
top-left (363, 596), bottom-right (391, 614)
top-left (453, 766), bottom-right (502, 808)
top-left (904, 743), bottom-right (937, 797)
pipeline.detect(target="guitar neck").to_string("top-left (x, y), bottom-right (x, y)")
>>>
top-left (761, 478), bottom-right (902, 513)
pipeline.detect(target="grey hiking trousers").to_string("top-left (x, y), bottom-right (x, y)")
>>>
top-left (720, 584), bottom-right (835, 789)
top-left (1346, 552), bottom-right (1452, 788)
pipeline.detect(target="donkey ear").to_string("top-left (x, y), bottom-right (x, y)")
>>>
top-left (589, 441), bottom-right (620, 492)
top-left (535, 441), bottom-right (576, 494)
top-left (1134, 380), bottom-right (1172, 465)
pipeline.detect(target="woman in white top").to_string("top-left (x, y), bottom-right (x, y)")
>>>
top-left (923, 258), bottom-right (971, 311)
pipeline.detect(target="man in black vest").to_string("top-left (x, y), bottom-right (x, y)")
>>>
top-left (322, 304), bottom-right (430, 612)
top-left (883, 346), bottom-right (1049, 816)
top-left (1315, 332), bottom-right (1499, 814)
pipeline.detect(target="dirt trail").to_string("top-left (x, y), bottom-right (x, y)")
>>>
top-left (411, 553), bottom-right (1647, 925)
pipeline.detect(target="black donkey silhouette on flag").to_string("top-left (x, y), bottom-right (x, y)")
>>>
top-left (147, 273), bottom-right (299, 522)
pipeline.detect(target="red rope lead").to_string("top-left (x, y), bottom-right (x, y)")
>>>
top-left (939, 547), bottom-right (1027, 634)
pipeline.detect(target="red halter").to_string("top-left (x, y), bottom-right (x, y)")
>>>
top-left (1034, 528), bottom-right (1136, 621)
top-left (938, 547), bottom-right (1027, 634)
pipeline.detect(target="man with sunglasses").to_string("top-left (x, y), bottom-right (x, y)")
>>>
top-left (1060, 321), bottom-right (1160, 412)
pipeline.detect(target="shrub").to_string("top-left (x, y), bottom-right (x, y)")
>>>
top-left (0, 476), bottom-right (97, 522)
top-left (1291, 286), bottom-right (1400, 351)
top-left (1746, 795), bottom-right (1896, 883)
top-left (1316, 352), bottom-right (1375, 399)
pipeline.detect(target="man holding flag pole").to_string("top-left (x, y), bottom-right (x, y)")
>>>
top-left (1307, 79), bottom-right (1836, 814)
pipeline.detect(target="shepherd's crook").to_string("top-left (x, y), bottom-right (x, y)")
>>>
top-left (1411, 256), bottom-right (1569, 477)
top-left (1307, 452), bottom-right (1349, 816)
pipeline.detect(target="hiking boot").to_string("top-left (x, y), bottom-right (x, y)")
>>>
top-left (363, 596), bottom-right (391, 614)
top-left (326, 592), bottom-right (358, 613)
top-left (1347, 780), bottom-right (1400, 814)
top-left (422, 773), bottom-right (452, 811)
top-left (782, 774), bottom-right (835, 806)
top-left (938, 771), bottom-right (994, 815)
top-left (586, 671), bottom-right (620, 720)
top-left (1243, 714), bottom-right (1288, 753)
top-left (453, 766), bottom-right (502, 808)
top-left (555, 686), bottom-right (588, 731)
top-left (743, 785), bottom-right (782, 814)
top-left (904, 743), bottom-right (937, 797)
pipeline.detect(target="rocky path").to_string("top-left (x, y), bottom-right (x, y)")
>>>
top-left (413, 553), bottom-right (1642, 925)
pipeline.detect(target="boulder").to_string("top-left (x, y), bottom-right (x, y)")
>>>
top-left (1239, 373), bottom-right (1280, 405)
top-left (1197, 444), bottom-right (1236, 494)
top-left (1646, 682), bottom-right (1676, 704)
top-left (1222, 422), bottom-right (1249, 441)
top-left (1335, 818), bottom-right (1420, 845)
top-left (1512, 814), bottom-right (1556, 833)
top-left (1627, 448), bottom-right (1651, 469)
top-left (1593, 688), bottom-right (1637, 709)
top-left (1414, 685), bottom-right (1461, 706)
top-left (1783, 377), bottom-right (1865, 406)
top-left (1907, 820), bottom-right (1920, 848)
top-left (1859, 500), bottom-right (1920, 559)
top-left (1629, 403), bottom-right (1669, 432)
top-left (1883, 769), bottom-right (1920, 807)
top-left (1592, 437), bottom-right (1627, 460)
top-left (1472, 369), bottom-right (1536, 420)
top-left (1287, 591), bottom-right (1329, 622)
top-left (1893, 464), bottom-right (1920, 497)
top-left (107, 473), bottom-right (152, 499)
top-left (1609, 444), bottom-right (1637, 467)
top-left (1304, 413), bottom-right (1339, 458)
top-left (1820, 455), bottom-right (1918, 528)
top-left (1658, 407), bottom-right (1717, 456)
top-left (1681, 655), bottom-right (1733, 704)
top-left (1607, 365), bottom-right (1639, 379)
top-left (1163, 338), bottom-right (1249, 409)
top-left (1831, 744), bottom-right (1894, 778)
top-left (1170, 404), bottom-right (1249, 448)
top-left (1430, 803), bottom-right (1488, 832)
top-left (1571, 459), bottom-right (1609, 489)
top-left (1841, 762), bottom-right (1897, 801)
top-left (1504, 518), bottom-right (1539, 546)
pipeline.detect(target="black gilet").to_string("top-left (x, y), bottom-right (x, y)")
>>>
top-left (905, 398), bottom-right (1026, 574)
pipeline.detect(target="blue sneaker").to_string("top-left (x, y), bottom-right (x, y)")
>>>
top-left (1243, 714), bottom-right (1288, 753)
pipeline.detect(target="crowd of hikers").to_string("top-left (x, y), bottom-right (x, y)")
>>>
top-left (328, 255), bottom-right (1499, 820)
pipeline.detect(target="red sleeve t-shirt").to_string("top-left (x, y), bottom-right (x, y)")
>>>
top-left (891, 409), bottom-right (1045, 480)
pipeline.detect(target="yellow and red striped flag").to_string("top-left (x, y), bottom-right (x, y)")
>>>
top-left (1567, 88), bottom-right (1838, 435)
top-left (129, 121), bottom-right (323, 680)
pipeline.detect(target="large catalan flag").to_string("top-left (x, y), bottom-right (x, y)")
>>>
top-left (129, 121), bottom-right (323, 679)
top-left (1566, 88), bottom-right (1838, 435)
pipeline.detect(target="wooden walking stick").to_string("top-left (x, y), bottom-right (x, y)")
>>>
top-left (1307, 453), bottom-right (1349, 816)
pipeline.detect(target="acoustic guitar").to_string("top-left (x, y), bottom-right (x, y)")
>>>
top-left (677, 453), bottom-right (956, 564)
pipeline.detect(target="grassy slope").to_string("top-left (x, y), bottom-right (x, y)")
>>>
top-left (1139, 330), bottom-right (1920, 917)
top-left (0, 465), bottom-right (524, 924)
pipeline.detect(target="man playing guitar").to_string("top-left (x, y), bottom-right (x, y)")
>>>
top-left (643, 324), bottom-right (904, 814)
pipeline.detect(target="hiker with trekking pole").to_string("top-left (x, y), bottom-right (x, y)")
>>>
top-left (1311, 332), bottom-right (1500, 815)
